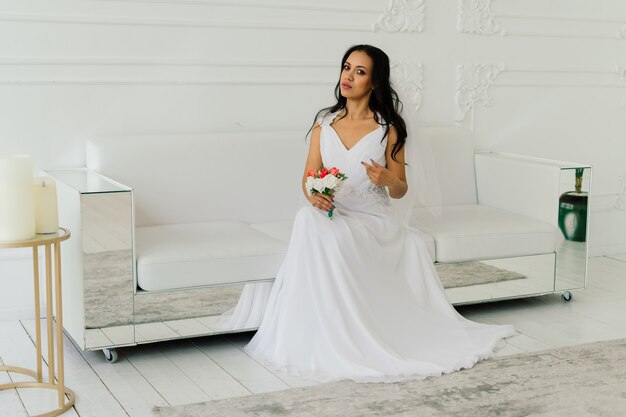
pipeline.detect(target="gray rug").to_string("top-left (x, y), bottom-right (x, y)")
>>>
top-left (437, 261), bottom-right (525, 289)
top-left (152, 338), bottom-right (626, 417)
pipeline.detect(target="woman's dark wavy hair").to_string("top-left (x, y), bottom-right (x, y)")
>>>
top-left (309, 44), bottom-right (407, 162)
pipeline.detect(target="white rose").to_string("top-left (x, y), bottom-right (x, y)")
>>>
top-left (312, 178), bottom-right (324, 193)
top-left (305, 177), bottom-right (315, 195)
top-left (322, 175), bottom-right (339, 190)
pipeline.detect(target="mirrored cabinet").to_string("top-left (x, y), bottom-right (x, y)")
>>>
top-left (443, 162), bottom-right (591, 305)
top-left (555, 166), bottom-right (591, 295)
top-left (47, 169), bottom-right (135, 353)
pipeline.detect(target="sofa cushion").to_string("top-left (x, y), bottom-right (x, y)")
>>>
top-left (410, 205), bottom-right (560, 263)
top-left (250, 220), bottom-right (437, 262)
top-left (135, 222), bottom-right (287, 292)
top-left (249, 221), bottom-right (294, 244)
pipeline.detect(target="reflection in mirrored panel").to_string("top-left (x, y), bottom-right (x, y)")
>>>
top-left (555, 166), bottom-right (591, 292)
top-left (443, 253), bottom-right (556, 305)
top-left (82, 192), bottom-right (135, 349)
top-left (85, 326), bottom-right (135, 350)
top-left (133, 281), bottom-right (273, 344)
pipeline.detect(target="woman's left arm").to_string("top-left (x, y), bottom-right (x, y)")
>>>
top-left (362, 126), bottom-right (408, 199)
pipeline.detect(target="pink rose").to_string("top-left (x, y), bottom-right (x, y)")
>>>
top-left (307, 169), bottom-right (317, 177)
top-left (329, 167), bottom-right (339, 176)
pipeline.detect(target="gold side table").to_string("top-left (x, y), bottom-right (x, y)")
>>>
top-left (0, 228), bottom-right (76, 417)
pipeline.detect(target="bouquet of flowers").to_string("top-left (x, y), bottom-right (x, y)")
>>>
top-left (305, 167), bottom-right (348, 219)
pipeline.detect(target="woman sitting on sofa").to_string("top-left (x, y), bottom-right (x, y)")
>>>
top-left (243, 44), bottom-right (516, 383)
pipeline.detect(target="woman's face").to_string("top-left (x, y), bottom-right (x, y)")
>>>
top-left (339, 51), bottom-right (374, 100)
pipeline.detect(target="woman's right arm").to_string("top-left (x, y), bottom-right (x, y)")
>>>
top-left (302, 125), bottom-right (334, 212)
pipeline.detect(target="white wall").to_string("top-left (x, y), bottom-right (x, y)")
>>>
top-left (1, 0), bottom-right (625, 319)
top-left (0, 248), bottom-right (45, 320)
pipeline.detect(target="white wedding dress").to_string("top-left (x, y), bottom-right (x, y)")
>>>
top-left (244, 112), bottom-right (516, 383)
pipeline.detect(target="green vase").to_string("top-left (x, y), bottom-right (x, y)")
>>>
top-left (558, 168), bottom-right (588, 242)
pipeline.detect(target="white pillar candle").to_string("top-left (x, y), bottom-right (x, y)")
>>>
top-left (33, 177), bottom-right (59, 234)
top-left (0, 155), bottom-right (36, 241)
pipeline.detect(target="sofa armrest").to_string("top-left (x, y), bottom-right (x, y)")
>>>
top-left (474, 152), bottom-right (591, 228)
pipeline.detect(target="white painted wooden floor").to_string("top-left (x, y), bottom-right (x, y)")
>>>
top-left (2, 254), bottom-right (626, 417)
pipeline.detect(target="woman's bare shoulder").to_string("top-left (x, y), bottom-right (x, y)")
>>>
top-left (386, 124), bottom-right (398, 142)
top-left (308, 124), bottom-right (321, 142)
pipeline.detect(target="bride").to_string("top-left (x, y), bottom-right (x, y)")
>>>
top-left (244, 44), bottom-right (516, 383)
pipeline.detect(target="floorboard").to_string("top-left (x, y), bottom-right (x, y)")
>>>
top-left (1, 255), bottom-right (626, 416)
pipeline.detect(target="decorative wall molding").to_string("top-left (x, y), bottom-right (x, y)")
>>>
top-left (455, 63), bottom-right (505, 122)
top-left (619, 66), bottom-right (626, 107)
top-left (457, 0), bottom-right (626, 39)
top-left (454, 65), bottom-right (626, 120)
top-left (390, 62), bottom-right (423, 112)
top-left (0, 57), bottom-right (337, 68)
top-left (457, 0), bottom-right (504, 36)
top-left (97, 0), bottom-right (426, 33)
top-left (614, 173), bottom-right (626, 211)
top-left (0, 80), bottom-right (337, 86)
top-left (96, 0), bottom-right (383, 13)
top-left (0, 58), bottom-right (339, 86)
top-left (0, 12), bottom-right (368, 32)
top-left (372, 0), bottom-right (425, 33)
top-left (0, 59), bottom-right (424, 97)
top-left (496, 67), bottom-right (625, 88)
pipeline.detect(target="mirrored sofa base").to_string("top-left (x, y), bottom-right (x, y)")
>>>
top-left (83, 250), bottom-right (575, 353)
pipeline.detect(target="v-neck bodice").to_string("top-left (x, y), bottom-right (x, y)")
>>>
top-left (318, 110), bottom-right (390, 215)
top-left (329, 124), bottom-right (383, 152)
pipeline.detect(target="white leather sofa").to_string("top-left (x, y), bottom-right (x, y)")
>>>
top-left (86, 131), bottom-right (308, 293)
top-left (410, 127), bottom-right (561, 264)
top-left (56, 127), bottom-right (589, 360)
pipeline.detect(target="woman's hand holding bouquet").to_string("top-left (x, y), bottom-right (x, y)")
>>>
top-left (305, 167), bottom-right (347, 218)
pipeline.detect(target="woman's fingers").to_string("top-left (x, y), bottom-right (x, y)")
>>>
top-left (311, 194), bottom-right (334, 211)
top-left (362, 161), bottom-right (382, 185)
top-left (319, 194), bottom-right (334, 202)
top-left (362, 160), bottom-right (395, 187)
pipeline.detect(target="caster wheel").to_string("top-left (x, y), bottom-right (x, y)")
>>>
top-left (561, 291), bottom-right (573, 303)
top-left (103, 348), bottom-right (118, 363)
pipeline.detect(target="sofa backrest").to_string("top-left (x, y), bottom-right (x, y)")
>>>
top-left (86, 131), bottom-right (308, 226)
top-left (411, 127), bottom-right (477, 206)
